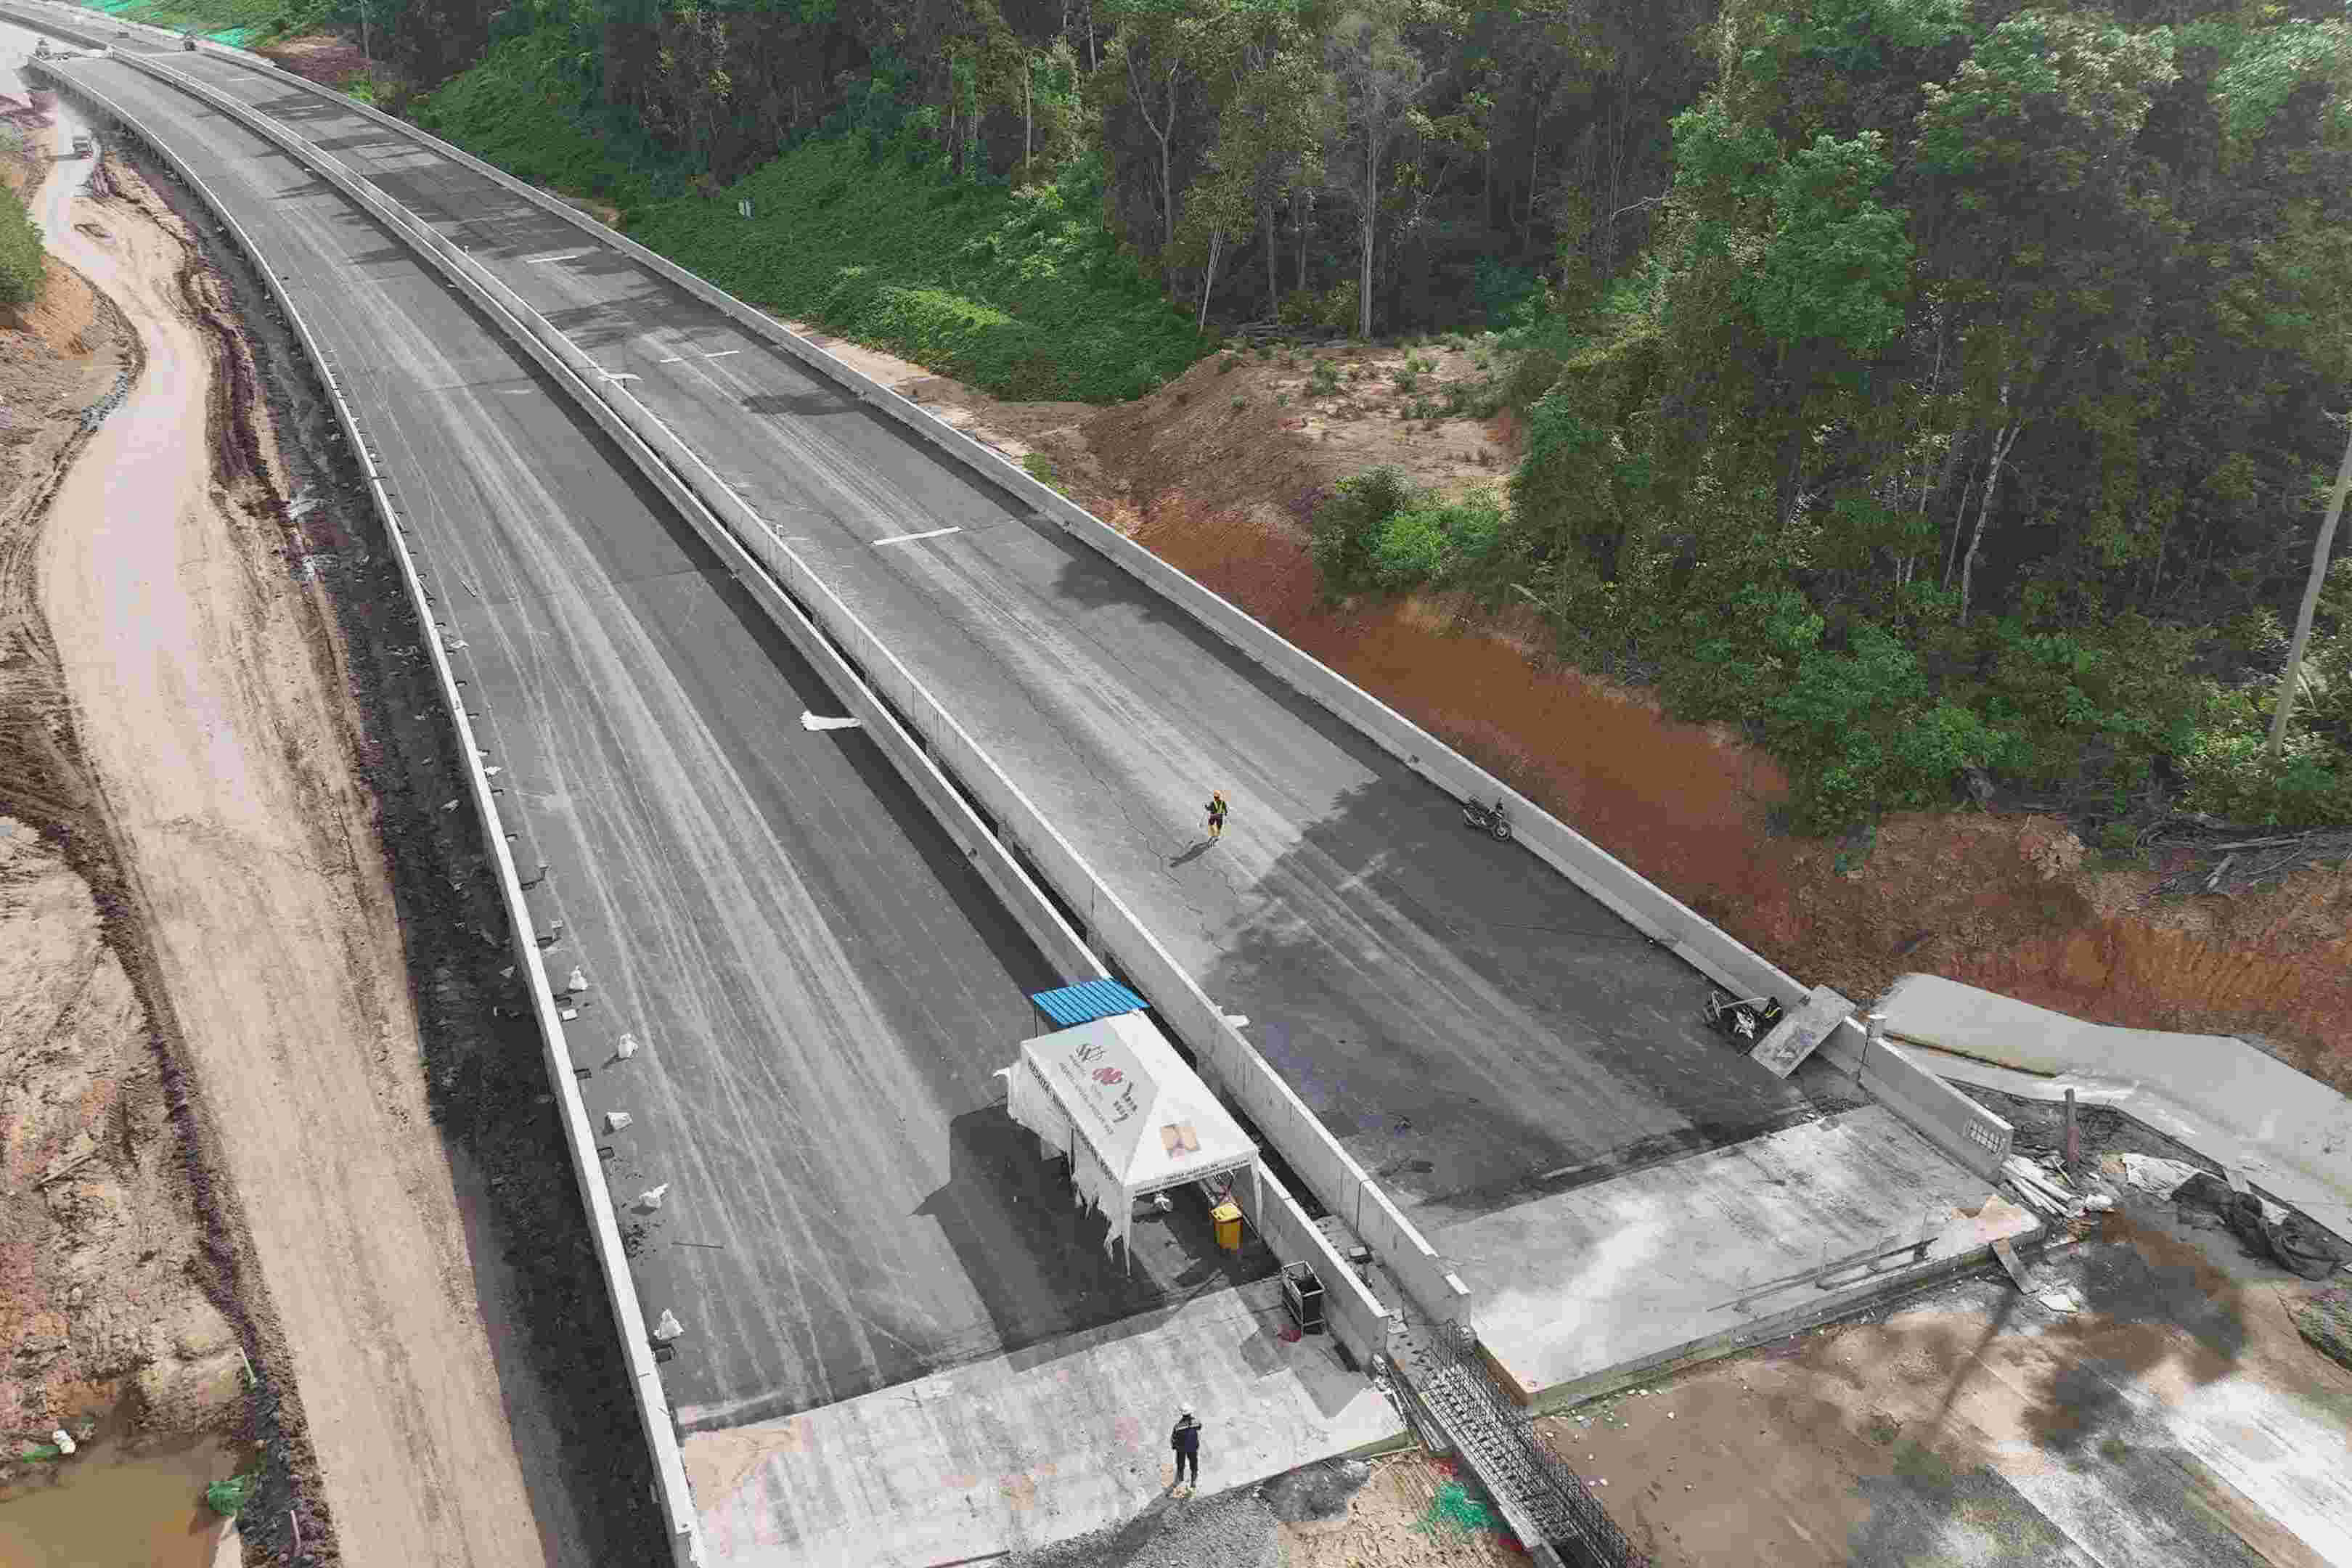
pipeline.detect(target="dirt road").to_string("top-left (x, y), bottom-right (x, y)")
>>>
top-left (32, 160), bottom-right (568, 1564)
top-left (1535, 1198), bottom-right (2351, 1567)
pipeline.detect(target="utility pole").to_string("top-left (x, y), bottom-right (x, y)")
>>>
top-left (2266, 413), bottom-right (2352, 765)
top-left (359, 0), bottom-right (371, 65)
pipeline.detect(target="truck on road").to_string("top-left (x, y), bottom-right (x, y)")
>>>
top-left (70, 133), bottom-right (91, 158)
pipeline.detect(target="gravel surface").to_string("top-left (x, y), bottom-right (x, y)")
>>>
top-left (1262, 1457), bottom-right (1374, 1523)
top-left (1003, 1485), bottom-right (1280, 1568)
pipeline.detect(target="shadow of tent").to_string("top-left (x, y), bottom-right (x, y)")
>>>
top-left (914, 1104), bottom-right (1278, 1365)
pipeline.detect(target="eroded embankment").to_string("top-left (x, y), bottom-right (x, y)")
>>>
top-left (5, 122), bottom-right (660, 1567)
top-left (78, 130), bottom-right (669, 1564)
top-left (1, 148), bottom-right (285, 1551)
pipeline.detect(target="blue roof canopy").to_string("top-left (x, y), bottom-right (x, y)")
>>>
top-left (1028, 980), bottom-right (1147, 1029)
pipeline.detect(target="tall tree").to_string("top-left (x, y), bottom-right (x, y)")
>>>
top-left (1322, 6), bottom-right (1430, 337)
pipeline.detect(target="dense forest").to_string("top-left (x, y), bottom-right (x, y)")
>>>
top-left (107, 0), bottom-right (2352, 831)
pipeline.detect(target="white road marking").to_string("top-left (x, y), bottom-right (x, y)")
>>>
top-left (656, 356), bottom-right (684, 364)
top-left (800, 713), bottom-right (863, 732)
top-left (870, 526), bottom-right (962, 548)
top-left (703, 349), bottom-right (741, 359)
top-left (523, 250), bottom-right (589, 264)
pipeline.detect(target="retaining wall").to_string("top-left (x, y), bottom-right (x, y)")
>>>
top-left (23, 59), bottom-right (707, 1568)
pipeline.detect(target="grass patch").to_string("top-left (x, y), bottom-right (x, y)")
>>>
top-left (0, 179), bottom-right (41, 306)
top-left (77, 0), bottom-right (286, 46)
top-left (629, 142), bottom-right (1205, 402)
top-left (1019, 452), bottom-right (1063, 493)
top-left (2298, 1289), bottom-right (2352, 1375)
top-left (409, 30), bottom-right (690, 211)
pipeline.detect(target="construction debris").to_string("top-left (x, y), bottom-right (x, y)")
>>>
top-left (2001, 1155), bottom-right (2083, 1220)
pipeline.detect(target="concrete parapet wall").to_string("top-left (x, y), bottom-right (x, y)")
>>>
top-left (1810, 1007), bottom-right (2013, 1181)
top-left (23, 57), bottom-right (708, 1567)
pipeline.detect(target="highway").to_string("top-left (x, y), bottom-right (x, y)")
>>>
top-left (27, 36), bottom-right (1270, 1434)
top-left (146, 44), bottom-right (1847, 1228)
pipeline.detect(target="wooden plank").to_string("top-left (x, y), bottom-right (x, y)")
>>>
top-left (1992, 1238), bottom-right (2033, 1292)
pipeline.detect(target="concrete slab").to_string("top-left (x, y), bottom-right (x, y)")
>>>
top-left (688, 1275), bottom-right (1404, 1566)
top-left (1442, 1105), bottom-right (2041, 1411)
top-left (1749, 984), bottom-right (1851, 1078)
top-left (1879, 973), bottom-right (2352, 1244)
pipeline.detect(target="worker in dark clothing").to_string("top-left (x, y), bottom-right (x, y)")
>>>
top-left (1170, 1404), bottom-right (1202, 1493)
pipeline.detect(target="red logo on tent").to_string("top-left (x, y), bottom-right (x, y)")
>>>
top-left (1093, 1067), bottom-right (1124, 1085)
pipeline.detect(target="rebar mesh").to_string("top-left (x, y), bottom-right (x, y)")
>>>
top-left (1408, 1321), bottom-right (1649, 1567)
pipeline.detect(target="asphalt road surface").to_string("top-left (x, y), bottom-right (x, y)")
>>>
top-left (38, 43), bottom-right (1270, 1432)
top-left (145, 46), bottom-right (1845, 1227)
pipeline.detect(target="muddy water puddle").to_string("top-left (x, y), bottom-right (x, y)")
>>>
top-left (0, 1433), bottom-right (240, 1568)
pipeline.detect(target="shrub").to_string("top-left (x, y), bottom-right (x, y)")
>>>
top-left (1393, 367), bottom-right (1420, 393)
top-left (0, 181), bottom-right (43, 307)
top-left (1308, 362), bottom-right (1340, 394)
top-left (1499, 345), bottom-right (1564, 412)
top-left (1275, 392), bottom-right (1290, 407)
top-left (1311, 470), bottom-right (1506, 597)
top-left (205, 1472), bottom-right (256, 1517)
top-left (1230, 394), bottom-right (1248, 410)
top-left (2179, 722), bottom-right (2352, 827)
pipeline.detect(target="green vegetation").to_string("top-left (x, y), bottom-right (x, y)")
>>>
top-left (409, 30), bottom-right (690, 209)
top-left (87, 0), bottom-right (282, 46)
top-left (1312, 469), bottom-right (1505, 597)
top-left (0, 179), bottom-right (44, 307)
top-left (205, 1471), bottom-right (257, 1517)
top-left (2300, 1289), bottom-right (2352, 1375)
top-left (628, 142), bottom-right (1203, 401)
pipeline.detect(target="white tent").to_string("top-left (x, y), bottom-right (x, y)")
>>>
top-left (1000, 1012), bottom-right (1259, 1265)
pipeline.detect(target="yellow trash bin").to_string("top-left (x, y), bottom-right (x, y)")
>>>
top-left (1211, 1201), bottom-right (1243, 1253)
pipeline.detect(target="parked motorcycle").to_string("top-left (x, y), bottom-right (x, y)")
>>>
top-left (1705, 989), bottom-right (1786, 1045)
top-left (1460, 797), bottom-right (1513, 843)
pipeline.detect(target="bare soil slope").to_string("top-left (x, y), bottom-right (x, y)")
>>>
top-left (1, 136), bottom-right (256, 1502)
